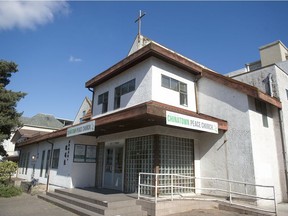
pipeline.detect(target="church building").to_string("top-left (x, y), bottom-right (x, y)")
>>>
top-left (15, 34), bottom-right (287, 206)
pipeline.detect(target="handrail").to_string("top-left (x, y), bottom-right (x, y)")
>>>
top-left (137, 173), bottom-right (277, 215)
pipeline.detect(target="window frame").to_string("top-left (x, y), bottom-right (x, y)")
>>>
top-left (255, 99), bottom-right (268, 128)
top-left (161, 74), bottom-right (188, 106)
top-left (51, 149), bottom-right (60, 169)
top-left (114, 79), bottom-right (136, 110)
top-left (98, 91), bottom-right (109, 113)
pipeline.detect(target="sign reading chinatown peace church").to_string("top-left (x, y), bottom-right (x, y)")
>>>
top-left (67, 121), bottom-right (96, 137)
top-left (166, 111), bottom-right (218, 134)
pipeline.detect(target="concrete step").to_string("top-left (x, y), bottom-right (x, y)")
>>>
top-left (38, 194), bottom-right (101, 216)
top-left (39, 190), bottom-right (148, 216)
top-left (46, 192), bottom-right (106, 215)
top-left (54, 189), bottom-right (109, 208)
top-left (54, 189), bottom-right (137, 208)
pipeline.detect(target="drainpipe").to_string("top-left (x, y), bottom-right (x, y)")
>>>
top-left (194, 75), bottom-right (201, 113)
top-left (46, 140), bottom-right (54, 192)
top-left (88, 87), bottom-right (94, 117)
top-left (278, 109), bottom-right (288, 199)
top-left (268, 74), bottom-right (274, 97)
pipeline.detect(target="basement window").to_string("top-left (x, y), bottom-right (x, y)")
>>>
top-left (255, 99), bottom-right (268, 128)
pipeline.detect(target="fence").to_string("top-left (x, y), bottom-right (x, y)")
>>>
top-left (137, 173), bottom-right (277, 215)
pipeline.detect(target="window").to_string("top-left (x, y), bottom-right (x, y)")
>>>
top-left (45, 150), bottom-right (51, 177)
top-left (286, 89), bottom-right (288, 100)
top-left (161, 75), bottom-right (188, 106)
top-left (52, 149), bottom-right (60, 169)
top-left (40, 150), bottom-right (45, 177)
top-left (98, 91), bottom-right (109, 113)
top-left (255, 99), bottom-right (268, 128)
top-left (114, 79), bottom-right (136, 109)
top-left (25, 152), bottom-right (30, 175)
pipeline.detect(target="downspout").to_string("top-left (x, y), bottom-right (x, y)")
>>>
top-left (268, 73), bottom-right (274, 97)
top-left (194, 75), bottom-right (201, 113)
top-left (46, 140), bottom-right (54, 192)
top-left (88, 87), bottom-right (95, 117)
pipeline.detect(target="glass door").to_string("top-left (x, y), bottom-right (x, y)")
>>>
top-left (103, 147), bottom-right (123, 190)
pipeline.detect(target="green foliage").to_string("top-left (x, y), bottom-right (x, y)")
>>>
top-left (0, 184), bottom-right (22, 197)
top-left (0, 161), bottom-right (18, 184)
top-left (0, 60), bottom-right (26, 156)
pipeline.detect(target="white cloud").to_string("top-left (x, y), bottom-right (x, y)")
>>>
top-left (0, 0), bottom-right (69, 30)
top-left (69, 56), bottom-right (83, 63)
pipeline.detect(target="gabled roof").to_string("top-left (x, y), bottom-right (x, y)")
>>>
top-left (86, 35), bottom-right (281, 109)
top-left (20, 113), bottom-right (64, 129)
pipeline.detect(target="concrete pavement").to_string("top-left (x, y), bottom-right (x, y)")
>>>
top-left (1, 193), bottom-right (288, 216)
top-left (0, 193), bottom-right (77, 216)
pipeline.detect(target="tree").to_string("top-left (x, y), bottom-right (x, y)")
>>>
top-left (0, 60), bottom-right (26, 156)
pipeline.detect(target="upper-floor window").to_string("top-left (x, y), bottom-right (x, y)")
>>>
top-left (161, 75), bottom-right (188, 106)
top-left (114, 79), bottom-right (136, 109)
top-left (286, 89), bottom-right (288, 100)
top-left (255, 99), bottom-right (268, 128)
top-left (98, 91), bottom-right (109, 113)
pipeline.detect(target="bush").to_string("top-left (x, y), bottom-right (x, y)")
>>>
top-left (0, 184), bottom-right (22, 197)
top-left (0, 161), bottom-right (18, 185)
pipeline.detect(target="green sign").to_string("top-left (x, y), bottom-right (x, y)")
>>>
top-left (67, 121), bottom-right (95, 137)
top-left (166, 111), bottom-right (218, 134)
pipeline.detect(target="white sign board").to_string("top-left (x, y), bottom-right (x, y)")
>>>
top-left (166, 111), bottom-right (218, 134)
top-left (67, 121), bottom-right (95, 137)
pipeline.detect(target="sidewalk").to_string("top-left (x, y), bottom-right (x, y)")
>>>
top-left (1, 193), bottom-right (288, 216)
top-left (0, 193), bottom-right (77, 216)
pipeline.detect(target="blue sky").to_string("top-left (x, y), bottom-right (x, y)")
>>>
top-left (1, 1), bottom-right (288, 120)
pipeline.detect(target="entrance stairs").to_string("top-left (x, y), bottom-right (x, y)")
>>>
top-left (38, 188), bottom-right (147, 216)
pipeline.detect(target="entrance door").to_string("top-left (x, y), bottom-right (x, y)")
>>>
top-left (103, 147), bottom-right (123, 190)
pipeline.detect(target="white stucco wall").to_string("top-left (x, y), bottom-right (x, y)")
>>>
top-left (70, 135), bottom-right (97, 188)
top-left (151, 57), bottom-right (197, 112)
top-left (248, 98), bottom-right (287, 203)
top-left (73, 98), bottom-right (91, 125)
top-left (229, 63), bottom-right (288, 202)
top-left (197, 77), bottom-right (256, 192)
top-left (92, 58), bottom-right (153, 117)
top-left (17, 134), bottom-right (97, 189)
top-left (92, 57), bottom-right (197, 118)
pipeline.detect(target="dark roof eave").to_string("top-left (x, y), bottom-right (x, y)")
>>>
top-left (85, 42), bottom-right (203, 88)
top-left (17, 101), bottom-right (228, 147)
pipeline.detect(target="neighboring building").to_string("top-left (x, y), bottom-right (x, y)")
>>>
top-left (227, 40), bottom-right (288, 199)
top-left (1, 113), bottom-right (72, 161)
top-left (73, 97), bottom-right (92, 125)
top-left (14, 35), bottom-right (287, 206)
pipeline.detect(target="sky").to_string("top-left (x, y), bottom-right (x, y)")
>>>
top-left (1, 1), bottom-right (288, 121)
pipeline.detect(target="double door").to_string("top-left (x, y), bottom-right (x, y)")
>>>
top-left (103, 147), bottom-right (123, 190)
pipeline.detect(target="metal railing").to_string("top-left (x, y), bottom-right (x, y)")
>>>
top-left (137, 173), bottom-right (277, 215)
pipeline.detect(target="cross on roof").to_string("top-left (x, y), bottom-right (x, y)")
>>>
top-left (135, 10), bottom-right (146, 36)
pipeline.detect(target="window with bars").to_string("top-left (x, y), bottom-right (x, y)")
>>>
top-left (161, 75), bottom-right (188, 106)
